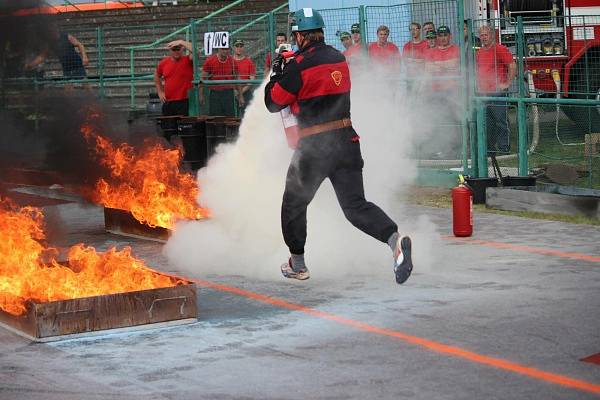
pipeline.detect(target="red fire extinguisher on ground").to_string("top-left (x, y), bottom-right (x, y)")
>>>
top-left (452, 175), bottom-right (473, 237)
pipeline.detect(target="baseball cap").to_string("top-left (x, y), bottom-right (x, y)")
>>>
top-left (339, 31), bottom-right (351, 39)
top-left (425, 30), bottom-right (437, 39)
top-left (233, 39), bottom-right (244, 46)
top-left (437, 25), bottom-right (451, 35)
top-left (351, 23), bottom-right (360, 33)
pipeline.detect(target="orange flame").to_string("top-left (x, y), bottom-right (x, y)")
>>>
top-left (80, 112), bottom-right (209, 229)
top-left (0, 198), bottom-right (182, 316)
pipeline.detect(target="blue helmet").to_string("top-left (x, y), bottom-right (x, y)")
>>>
top-left (290, 8), bottom-right (325, 32)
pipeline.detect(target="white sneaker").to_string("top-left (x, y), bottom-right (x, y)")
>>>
top-left (280, 258), bottom-right (310, 280)
top-left (394, 236), bottom-right (413, 284)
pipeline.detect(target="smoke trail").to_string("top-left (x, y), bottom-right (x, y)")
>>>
top-left (165, 64), bottom-right (442, 281)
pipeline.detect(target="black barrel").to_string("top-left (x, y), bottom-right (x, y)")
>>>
top-left (156, 115), bottom-right (182, 142)
top-left (224, 119), bottom-right (241, 142)
top-left (177, 116), bottom-right (209, 171)
top-left (206, 116), bottom-right (234, 159)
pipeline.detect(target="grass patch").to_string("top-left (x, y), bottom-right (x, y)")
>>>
top-left (406, 186), bottom-right (600, 226)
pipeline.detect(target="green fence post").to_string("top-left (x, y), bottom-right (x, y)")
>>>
top-left (456, 0), bottom-right (469, 174)
top-left (97, 26), bottom-right (105, 99)
top-left (189, 20), bottom-right (199, 116)
top-left (516, 17), bottom-right (528, 176)
top-left (130, 48), bottom-right (135, 110)
top-left (268, 11), bottom-right (276, 60)
top-left (476, 101), bottom-right (488, 177)
top-left (467, 19), bottom-right (477, 176)
top-left (359, 5), bottom-right (367, 54)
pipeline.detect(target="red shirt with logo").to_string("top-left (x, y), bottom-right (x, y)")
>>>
top-left (475, 43), bottom-right (514, 93)
top-left (202, 54), bottom-right (235, 90)
top-left (233, 57), bottom-right (256, 80)
top-left (368, 42), bottom-right (401, 65)
top-left (156, 56), bottom-right (193, 101)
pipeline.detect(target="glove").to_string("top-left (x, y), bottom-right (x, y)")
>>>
top-left (271, 55), bottom-right (285, 77)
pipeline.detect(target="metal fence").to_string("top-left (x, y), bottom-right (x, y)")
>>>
top-left (3, 1), bottom-right (600, 189)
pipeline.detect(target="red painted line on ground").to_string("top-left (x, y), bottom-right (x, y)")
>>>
top-left (192, 278), bottom-right (600, 396)
top-left (444, 236), bottom-right (600, 263)
top-left (581, 353), bottom-right (600, 366)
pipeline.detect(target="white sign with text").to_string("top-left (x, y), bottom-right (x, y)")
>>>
top-left (204, 31), bottom-right (230, 55)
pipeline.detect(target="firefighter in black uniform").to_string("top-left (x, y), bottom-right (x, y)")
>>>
top-left (264, 8), bottom-right (414, 284)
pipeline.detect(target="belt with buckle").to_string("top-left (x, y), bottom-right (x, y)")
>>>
top-left (298, 118), bottom-right (352, 138)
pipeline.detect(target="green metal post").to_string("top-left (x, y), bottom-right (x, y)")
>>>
top-left (476, 101), bottom-right (488, 177)
top-left (456, 0), bottom-right (468, 174)
top-left (268, 11), bottom-right (276, 62)
top-left (467, 19), bottom-right (477, 176)
top-left (130, 48), bottom-right (135, 110)
top-left (189, 20), bottom-right (199, 116)
top-left (516, 17), bottom-right (528, 176)
top-left (359, 5), bottom-right (367, 55)
top-left (97, 26), bottom-right (105, 98)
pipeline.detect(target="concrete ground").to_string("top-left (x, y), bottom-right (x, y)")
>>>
top-left (1, 186), bottom-right (599, 400)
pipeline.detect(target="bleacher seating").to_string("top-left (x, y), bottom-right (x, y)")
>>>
top-left (38, 0), bottom-right (288, 109)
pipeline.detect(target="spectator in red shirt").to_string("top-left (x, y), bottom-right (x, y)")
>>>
top-left (476, 25), bottom-right (516, 153)
top-left (368, 25), bottom-right (401, 66)
top-left (265, 33), bottom-right (288, 74)
top-left (422, 29), bottom-right (437, 61)
top-left (422, 22), bottom-right (436, 38)
top-left (200, 47), bottom-right (237, 117)
top-left (339, 31), bottom-right (352, 53)
top-left (427, 25), bottom-right (462, 158)
top-left (427, 25), bottom-right (460, 92)
top-left (343, 23), bottom-right (364, 63)
top-left (403, 22), bottom-right (428, 86)
top-left (232, 39), bottom-right (256, 116)
top-left (154, 39), bottom-right (194, 116)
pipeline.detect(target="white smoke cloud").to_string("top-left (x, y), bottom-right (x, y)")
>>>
top-left (164, 64), bottom-right (441, 281)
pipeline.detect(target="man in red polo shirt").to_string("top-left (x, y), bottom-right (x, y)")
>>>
top-left (232, 39), bottom-right (256, 116)
top-left (427, 25), bottom-right (461, 158)
top-left (154, 39), bottom-right (194, 116)
top-left (200, 46), bottom-right (237, 116)
top-left (343, 23), bottom-right (364, 64)
top-left (427, 26), bottom-right (460, 92)
top-left (476, 24), bottom-right (516, 153)
top-left (403, 22), bottom-right (428, 72)
top-left (403, 22), bottom-right (428, 90)
top-left (368, 25), bottom-right (400, 66)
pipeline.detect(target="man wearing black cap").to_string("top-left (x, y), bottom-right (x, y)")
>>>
top-left (428, 25), bottom-right (461, 158)
top-left (339, 31), bottom-right (352, 53)
top-left (343, 23), bottom-right (363, 63)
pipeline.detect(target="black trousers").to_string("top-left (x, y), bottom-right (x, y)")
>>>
top-left (162, 99), bottom-right (189, 116)
top-left (281, 127), bottom-right (398, 255)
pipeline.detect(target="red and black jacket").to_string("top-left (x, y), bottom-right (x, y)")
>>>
top-left (264, 41), bottom-right (351, 129)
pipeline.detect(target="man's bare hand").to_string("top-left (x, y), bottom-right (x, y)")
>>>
top-left (158, 90), bottom-right (166, 102)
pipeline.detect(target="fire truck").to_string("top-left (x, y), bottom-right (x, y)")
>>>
top-left (466, 0), bottom-right (600, 128)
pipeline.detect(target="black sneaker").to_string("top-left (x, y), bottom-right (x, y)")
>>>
top-left (280, 258), bottom-right (310, 280)
top-left (394, 236), bottom-right (413, 284)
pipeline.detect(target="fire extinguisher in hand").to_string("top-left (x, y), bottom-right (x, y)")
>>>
top-left (452, 175), bottom-right (473, 237)
top-left (272, 45), bottom-right (301, 149)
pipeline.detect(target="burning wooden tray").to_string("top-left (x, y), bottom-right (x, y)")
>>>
top-left (104, 207), bottom-right (170, 242)
top-left (0, 277), bottom-right (197, 342)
